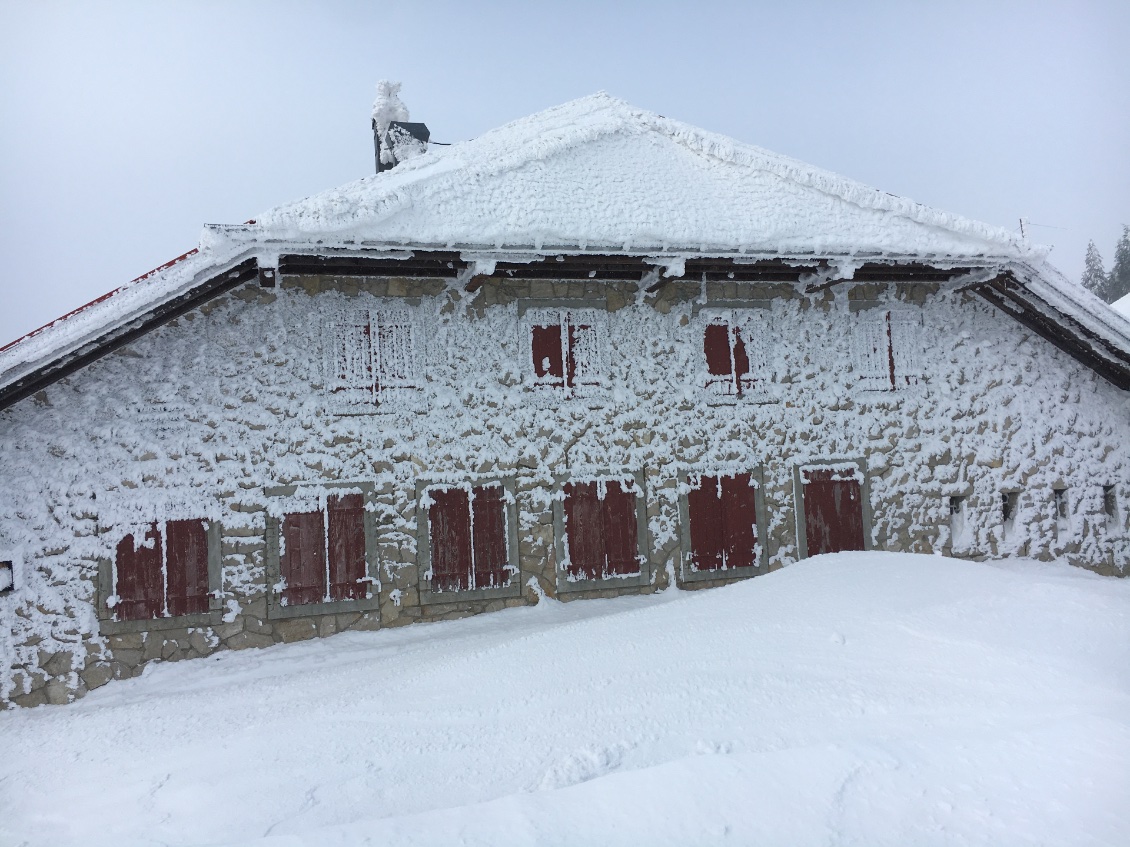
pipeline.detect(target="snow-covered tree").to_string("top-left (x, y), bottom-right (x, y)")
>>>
top-left (1108, 225), bottom-right (1130, 303)
top-left (1080, 240), bottom-right (1109, 299)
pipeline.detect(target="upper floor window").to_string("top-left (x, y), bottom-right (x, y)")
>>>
top-left (703, 317), bottom-right (756, 398)
top-left (852, 309), bottom-right (923, 390)
top-left (325, 308), bottom-right (422, 412)
top-left (525, 308), bottom-right (608, 394)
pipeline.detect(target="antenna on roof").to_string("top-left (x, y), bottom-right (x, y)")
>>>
top-left (371, 80), bottom-right (430, 173)
top-left (1018, 217), bottom-right (1028, 239)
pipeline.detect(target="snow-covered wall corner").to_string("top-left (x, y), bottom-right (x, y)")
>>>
top-left (2, 271), bottom-right (1128, 708)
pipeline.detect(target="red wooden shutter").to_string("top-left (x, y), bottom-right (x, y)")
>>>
top-left (564, 482), bottom-right (603, 580)
top-left (166, 519), bottom-right (210, 616)
top-left (602, 481), bottom-right (639, 577)
top-left (732, 328), bottom-right (752, 395)
top-left (471, 485), bottom-right (508, 589)
top-left (328, 494), bottom-right (366, 601)
top-left (531, 324), bottom-right (565, 386)
top-left (704, 323), bottom-right (733, 379)
top-left (802, 469), bottom-right (866, 556)
top-left (281, 511), bottom-right (325, 606)
top-left (688, 475), bottom-right (724, 571)
top-left (115, 523), bottom-right (164, 621)
top-left (721, 473), bottom-right (758, 569)
top-left (430, 487), bottom-right (472, 591)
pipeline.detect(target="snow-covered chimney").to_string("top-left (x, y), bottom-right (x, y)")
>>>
top-left (372, 80), bottom-right (430, 173)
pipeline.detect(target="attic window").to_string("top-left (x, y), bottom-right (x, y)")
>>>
top-left (852, 310), bottom-right (923, 391)
top-left (704, 319), bottom-right (756, 397)
top-left (0, 561), bottom-right (13, 595)
top-left (526, 308), bottom-right (608, 393)
top-left (325, 308), bottom-right (422, 412)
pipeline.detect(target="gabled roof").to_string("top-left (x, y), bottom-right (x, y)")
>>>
top-left (2, 93), bottom-right (1129, 408)
top-left (254, 92), bottom-right (1037, 260)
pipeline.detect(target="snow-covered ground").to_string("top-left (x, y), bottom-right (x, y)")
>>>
top-left (2, 552), bottom-right (1128, 847)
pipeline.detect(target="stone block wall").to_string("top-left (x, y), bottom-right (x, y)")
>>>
top-left (2, 270), bottom-right (1128, 708)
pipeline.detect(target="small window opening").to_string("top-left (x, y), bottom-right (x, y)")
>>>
top-left (1002, 491), bottom-right (1019, 537)
top-left (948, 496), bottom-right (967, 547)
top-left (1103, 486), bottom-right (1118, 529)
top-left (0, 561), bottom-right (14, 595)
top-left (1053, 488), bottom-right (1069, 533)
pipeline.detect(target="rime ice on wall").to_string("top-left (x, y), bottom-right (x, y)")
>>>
top-left (1, 275), bottom-right (1129, 705)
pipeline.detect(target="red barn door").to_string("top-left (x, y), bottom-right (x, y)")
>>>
top-left (802, 468), bottom-right (865, 556)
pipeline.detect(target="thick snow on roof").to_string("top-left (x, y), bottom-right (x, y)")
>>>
top-left (2, 92), bottom-right (1128, 395)
top-left (1114, 292), bottom-right (1130, 319)
top-left (255, 92), bottom-right (1041, 260)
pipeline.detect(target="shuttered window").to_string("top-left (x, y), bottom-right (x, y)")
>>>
top-left (280, 494), bottom-right (368, 606)
top-left (687, 473), bottom-right (759, 572)
top-left (428, 484), bottom-right (510, 591)
top-left (852, 310), bottom-right (922, 390)
top-left (527, 309), bottom-right (607, 391)
top-left (114, 519), bottom-right (210, 621)
top-left (703, 320), bottom-right (756, 397)
top-left (326, 308), bottom-right (421, 410)
top-left (563, 480), bottom-right (640, 581)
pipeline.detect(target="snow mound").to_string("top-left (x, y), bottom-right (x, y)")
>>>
top-left (2, 552), bottom-right (1128, 847)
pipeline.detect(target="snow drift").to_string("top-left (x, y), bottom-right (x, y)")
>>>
top-left (1, 551), bottom-right (1128, 846)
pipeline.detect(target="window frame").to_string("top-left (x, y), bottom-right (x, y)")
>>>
top-left (677, 467), bottom-right (768, 584)
top-left (415, 476), bottom-right (523, 605)
top-left (552, 471), bottom-right (650, 594)
top-left (323, 305), bottom-right (426, 415)
top-left (520, 303), bottom-right (610, 398)
top-left (264, 482), bottom-right (382, 621)
top-left (97, 518), bottom-right (223, 634)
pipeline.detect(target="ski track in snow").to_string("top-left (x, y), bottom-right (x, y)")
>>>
top-left (2, 552), bottom-right (1129, 847)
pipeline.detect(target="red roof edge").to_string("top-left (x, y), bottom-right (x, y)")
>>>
top-left (0, 221), bottom-right (256, 356)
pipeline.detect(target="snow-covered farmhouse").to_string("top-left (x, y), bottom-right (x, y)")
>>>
top-left (2, 91), bottom-right (1129, 708)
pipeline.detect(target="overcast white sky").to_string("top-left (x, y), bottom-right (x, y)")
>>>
top-left (1, 0), bottom-right (1127, 345)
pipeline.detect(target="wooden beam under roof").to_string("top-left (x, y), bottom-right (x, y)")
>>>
top-left (0, 258), bottom-right (260, 411)
top-left (972, 274), bottom-right (1130, 391)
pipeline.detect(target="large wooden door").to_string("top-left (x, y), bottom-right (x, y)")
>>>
top-left (802, 468), bottom-right (865, 556)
